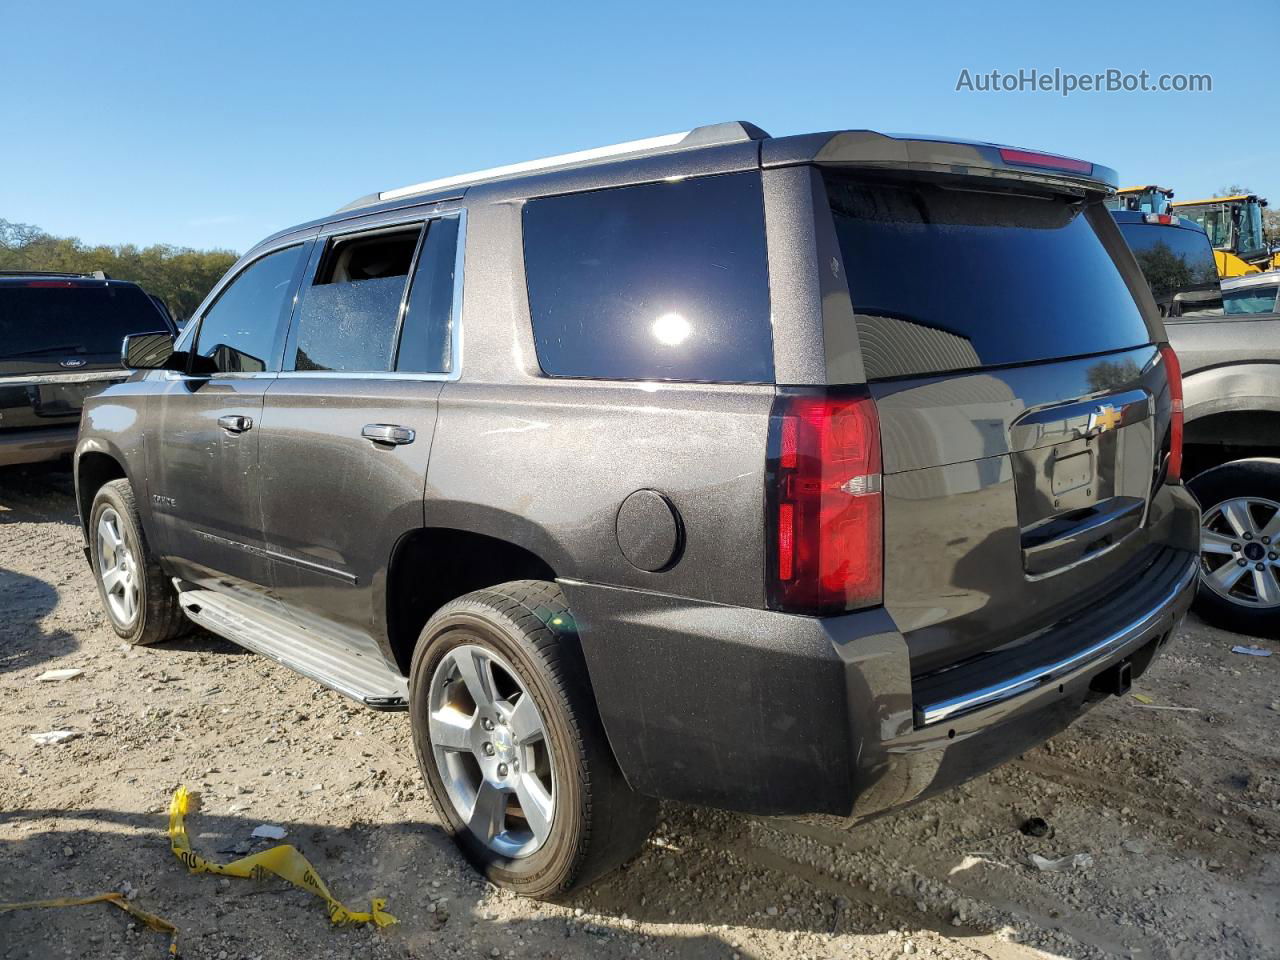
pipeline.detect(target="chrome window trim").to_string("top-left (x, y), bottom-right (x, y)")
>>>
top-left (279, 208), bottom-right (466, 383)
top-left (160, 370), bottom-right (276, 382)
top-left (172, 209), bottom-right (465, 385)
top-left (274, 370), bottom-right (455, 382)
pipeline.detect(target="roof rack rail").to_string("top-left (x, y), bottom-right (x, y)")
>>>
top-left (0, 269), bottom-right (110, 279)
top-left (336, 121), bottom-right (769, 213)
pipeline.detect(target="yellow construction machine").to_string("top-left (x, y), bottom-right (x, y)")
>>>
top-left (1170, 194), bottom-right (1277, 277)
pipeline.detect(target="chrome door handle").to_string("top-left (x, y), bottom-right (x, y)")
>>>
top-left (217, 414), bottom-right (253, 433)
top-left (362, 423), bottom-right (416, 446)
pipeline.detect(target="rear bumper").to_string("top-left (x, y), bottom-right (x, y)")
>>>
top-left (0, 426), bottom-right (77, 467)
top-left (565, 483), bottom-right (1200, 820)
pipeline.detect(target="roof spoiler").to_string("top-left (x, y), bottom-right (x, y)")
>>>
top-left (763, 130), bottom-right (1117, 194)
top-left (335, 121), bottom-right (770, 213)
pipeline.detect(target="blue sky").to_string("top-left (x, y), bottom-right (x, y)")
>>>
top-left (3, 0), bottom-right (1273, 253)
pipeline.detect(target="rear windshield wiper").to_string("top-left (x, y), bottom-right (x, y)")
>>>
top-left (0, 344), bottom-right (87, 360)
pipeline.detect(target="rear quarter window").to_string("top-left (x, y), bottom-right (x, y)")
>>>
top-left (824, 174), bottom-right (1152, 380)
top-left (522, 171), bottom-right (773, 383)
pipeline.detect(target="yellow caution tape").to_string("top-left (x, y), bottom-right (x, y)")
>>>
top-left (167, 786), bottom-right (397, 928)
top-left (0, 891), bottom-right (179, 956)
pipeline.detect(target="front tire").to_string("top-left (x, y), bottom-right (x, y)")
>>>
top-left (88, 479), bottom-right (186, 645)
top-left (409, 580), bottom-right (656, 898)
top-left (1187, 458), bottom-right (1280, 637)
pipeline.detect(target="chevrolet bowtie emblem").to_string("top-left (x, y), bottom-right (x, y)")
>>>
top-left (1087, 404), bottom-right (1123, 436)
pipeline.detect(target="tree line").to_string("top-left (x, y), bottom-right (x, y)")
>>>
top-left (0, 218), bottom-right (238, 323)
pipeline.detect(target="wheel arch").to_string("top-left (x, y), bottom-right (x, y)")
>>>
top-left (1183, 364), bottom-right (1280, 424)
top-left (74, 442), bottom-right (130, 539)
top-left (1183, 405), bottom-right (1280, 480)
top-left (384, 525), bottom-right (559, 676)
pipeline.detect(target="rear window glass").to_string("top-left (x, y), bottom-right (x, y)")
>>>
top-left (824, 174), bottom-right (1152, 380)
top-left (523, 172), bottom-right (773, 383)
top-left (1223, 283), bottom-right (1279, 316)
top-left (0, 283), bottom-right (164, 360)
top-left (1113, 222), bottom-right (1222, 318)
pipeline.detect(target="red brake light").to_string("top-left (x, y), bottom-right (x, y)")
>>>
top-left (998, 147), bottom-right (1093, 176)
top-left (770, 391), bottom-right (883, 613)
top-left (1159, 344), bottom-right (1184, 483)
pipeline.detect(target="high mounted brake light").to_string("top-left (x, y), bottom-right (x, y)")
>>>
top-left (1159, 344), bottom-right (1184, 483)
top-left (998, 147), bottom-right (1093, 176)
top-left (1144, 213), bottom-right (1180, 225)
top-left (768, 390), bottom-right (883, 614)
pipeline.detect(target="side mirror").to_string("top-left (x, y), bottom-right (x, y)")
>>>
top-left (122, 332), bottom-right (185, 371)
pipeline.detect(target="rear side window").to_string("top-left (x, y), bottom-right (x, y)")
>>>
top-left (288, 227), bottom-right (421, 372)
top-left (196, 244), bottom-right (305, 373)
top-left (523, 172), bottom-right (773, 382)
top-left (0, 284), bottom-right (165, 360)
top-left (1113, 222), bottom-right (1222, 318)
top-left (824, 174), bottom-right (1152, 380)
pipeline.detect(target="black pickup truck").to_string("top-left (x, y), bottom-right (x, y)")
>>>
top-left (1113, 210), bottom-right (1280, 634)
top-left (0, 272), bottom-right (175, 468)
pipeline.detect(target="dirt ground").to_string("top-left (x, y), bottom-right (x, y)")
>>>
top-left (0, 464), bottom-right (1277, 960)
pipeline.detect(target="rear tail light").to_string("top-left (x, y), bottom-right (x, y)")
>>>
top-left (998, 147), bottom-right (1094, 176)
top-left (768, 390), bottom-right (883, 613)
top-left (1159, 344), bottom-right (1184, 483)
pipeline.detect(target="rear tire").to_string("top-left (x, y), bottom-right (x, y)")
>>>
top-left (88, 479), bottom-right (187, 646)
top-left (409, 580), bottom-right (656, 899)
top-left (1187, 458), bottom-right (1280, 637)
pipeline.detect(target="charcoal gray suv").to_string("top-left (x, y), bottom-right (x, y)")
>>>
top-left (75, 122), bottom-right (1200, 898)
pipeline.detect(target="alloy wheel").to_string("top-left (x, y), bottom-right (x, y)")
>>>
top-left (1199, 496), bottom-right (1280, 608)
top-left (96, 507), bottom-right (140, 626)
top-left (427, 643), bottom-right (556, 858)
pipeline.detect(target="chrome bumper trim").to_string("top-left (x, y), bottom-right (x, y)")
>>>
top-left (917, 555), bottom-right (1197, 726)
top-left (1, 370), bottom-right (129, 387)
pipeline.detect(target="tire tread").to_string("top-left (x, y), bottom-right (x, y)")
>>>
top-left (92, 479), bottom-right (187, 646)
top-left (412, 579), bottom-right (655, 897)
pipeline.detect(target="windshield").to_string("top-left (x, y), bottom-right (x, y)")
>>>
top-left (824, 174), bottom-right (1151, 379)
top-left (0, 283), bottom-right (165, 359)
top-left (1114, 222), bottom-right (1223, 317)
top-left (1223, 283), bottom-right (1280, 315)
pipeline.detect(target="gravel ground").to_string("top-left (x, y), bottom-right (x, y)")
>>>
top-left (0, 464), bottom-right (1277, 960)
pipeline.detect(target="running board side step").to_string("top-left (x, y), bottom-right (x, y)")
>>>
top-left (176, 584), bottom-right (409, 711)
